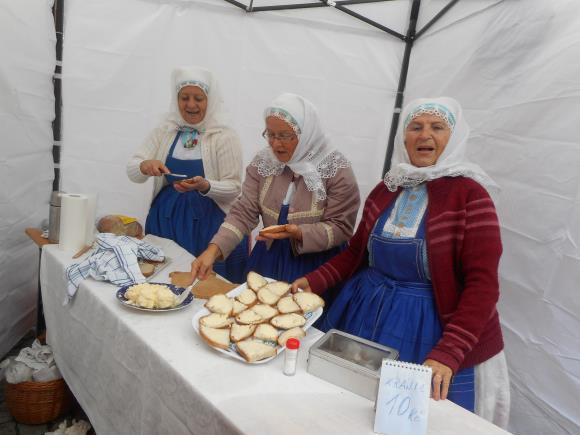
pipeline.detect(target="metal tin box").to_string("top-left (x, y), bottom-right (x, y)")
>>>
top-left (307, 329), bottom-right (398, 400)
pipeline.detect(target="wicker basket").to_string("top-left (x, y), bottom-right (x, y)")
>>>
top-left (4, 377), bottom-right (73, 425)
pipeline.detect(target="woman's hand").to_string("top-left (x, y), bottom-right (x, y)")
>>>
top-left (256, 224), bottom-right (303, 242)
top-left (424, 359), bottom-right (453, 401)
top-left (140, 160), bottom-right (169, 176)
top-left (191, 244), bottom-right (222, 280)
top-left (291, 277), bottom-right (312, 294)
top-left (174, 176), bottom-right (210, 193)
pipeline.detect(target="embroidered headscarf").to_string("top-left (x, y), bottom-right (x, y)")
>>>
top-left (164, 66), bottom-right (229, 134)
top-left (384, 97), bottom-right (499, 194)
top-left (252, 93), bottom-right (350, 202)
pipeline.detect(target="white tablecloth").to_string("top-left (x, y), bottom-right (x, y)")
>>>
top-left (40, 235), bottom-right (511, 435)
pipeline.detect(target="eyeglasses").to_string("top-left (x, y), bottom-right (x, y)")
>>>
top-left (262, 130), bottom-right (297, 143)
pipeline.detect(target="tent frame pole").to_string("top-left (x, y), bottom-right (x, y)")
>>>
top-left (52, 0), bottom-right (64, 192)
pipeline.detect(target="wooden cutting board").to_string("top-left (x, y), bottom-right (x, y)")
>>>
top-left (169, 271), bottom-right (238, 299)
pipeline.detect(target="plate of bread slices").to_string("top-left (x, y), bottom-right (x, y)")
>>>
top-left (192, 271), bottom-right (325, 364)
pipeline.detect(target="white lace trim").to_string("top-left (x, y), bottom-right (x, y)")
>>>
top-left (264, 107), bottom-right (302, 134)
top-left (384, 166), bottom-right (494, 192)
top-left (404, 103), bottom-right (456, 130)
top-left (251, 149), bottom-right (350, 202)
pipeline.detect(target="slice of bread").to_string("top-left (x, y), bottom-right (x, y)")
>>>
top-left (277, 296), bottom-right (301, 314)
top-left (247, 271), bottom-right (268, 291)
top-left (199, 313), bottom-right (232, 329)
top-left (235, 309), bottom-right (264, 325)
top-left (258, 224), bottom-right (287, 236)
top-left (293, 292), bottom-right (325, 313)
top-left (263, 281), bottom-right (291, 298)
top-left (236, 339), bottom-right (277, 362)
top-left (251, 304), bottom-right (278, 321)
top-left (232, 300), bottom-right (248, 315)
top-left (253, 324), bottom-right (279, 342)
top-left (278, 327), bottom-right (306, 346)
top-left (199, 325), bottom-right (231, 350)
top-left (236, 288), bottom-right (258, 306)
top-left (139, 262), bottom-right (156, 278)
top-left (230, 323), bottom-right (256, 342)
top-left (205, 294), bottom-right (233, 315)
top-left (257, 287), bottom-right (281, 306)
top-left (270, 313), bottom-right (306, 329)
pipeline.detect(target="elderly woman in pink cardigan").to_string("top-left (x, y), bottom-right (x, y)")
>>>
top-left (191, 93), bottom-right (360, 289)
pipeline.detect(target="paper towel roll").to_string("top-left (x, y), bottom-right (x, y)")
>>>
top-left (84, 193), bottom-right (98, 245)
top-left (59, 194), bottom-right (88, 252)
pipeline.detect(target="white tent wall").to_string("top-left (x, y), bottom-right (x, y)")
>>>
top-left (39, 0), bottom-right (578, 433)
top-left (0, 0), bottom-right (55, 357)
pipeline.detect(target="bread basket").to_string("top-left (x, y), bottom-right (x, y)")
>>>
top-left (4, 377), bottom-right (73, 425)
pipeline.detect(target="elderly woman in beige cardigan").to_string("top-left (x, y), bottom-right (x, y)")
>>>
top-left (191, 93), bottom-right (360, 291)
top-left (127, 66), bottom-right (247, 283)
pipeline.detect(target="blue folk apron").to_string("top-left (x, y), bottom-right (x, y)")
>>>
top-left (320, 203), bottom-right (475, 411)
top-left (146, 132), bottom-right (248, 284)
top-left (246, 183), bottom-right (341, 289)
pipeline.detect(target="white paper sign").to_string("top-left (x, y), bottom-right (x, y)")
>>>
top-left (374, 360), bottom-right (432, 435)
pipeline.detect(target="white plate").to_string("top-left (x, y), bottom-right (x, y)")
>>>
top-left (192, 280), bottom-right (322, 364)
top-left (116, 282), bottom-right (193, 312)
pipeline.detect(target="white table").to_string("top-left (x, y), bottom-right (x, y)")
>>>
top-left (40, 235), bottom-right (511, 435)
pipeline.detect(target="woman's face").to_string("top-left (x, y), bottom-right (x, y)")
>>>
top-left (178, 86), bottom-right (208, 124)
top-left (264, 116), bottom-right (299, 163)
top-left (404, 114), bottom-right (451, 167)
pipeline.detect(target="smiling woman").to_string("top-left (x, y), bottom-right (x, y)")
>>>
top-left (126, 66), bottom-right (248, 283)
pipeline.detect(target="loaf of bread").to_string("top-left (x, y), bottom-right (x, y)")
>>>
top-left (236, 339), bottom-right (277, 362)
top-left (97, 215), bottom-right (143, 237)
top-left (247, 271), bottom-right (268, 291)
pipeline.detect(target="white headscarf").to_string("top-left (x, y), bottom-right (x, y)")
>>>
top-left (384, 97), bottom-right (499, 195)
top-left (164, 66), bottom-right (229, 134)
top-left (251, 93), bottom-right (350, 202)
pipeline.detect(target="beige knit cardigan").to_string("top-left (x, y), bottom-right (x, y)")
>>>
top-left (126, 124), bottom-right (243, 214)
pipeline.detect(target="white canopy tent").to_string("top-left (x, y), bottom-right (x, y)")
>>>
top-left (1, 0), bottom-right (579, 434)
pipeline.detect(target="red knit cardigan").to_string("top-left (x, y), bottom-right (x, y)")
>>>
top-left (305, 177), bottom-right (504, 373)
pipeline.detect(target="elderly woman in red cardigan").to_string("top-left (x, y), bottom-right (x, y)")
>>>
top-left (292, 97), bottom-right (510, 427)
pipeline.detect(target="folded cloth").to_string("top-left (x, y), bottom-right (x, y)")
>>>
top-left (15, 339), bottom-right (55, 371)
top-left (65, 233), bottom-right (165, 304)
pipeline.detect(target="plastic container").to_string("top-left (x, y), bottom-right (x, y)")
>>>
top-left (283, 338), bottom-right (300, 376)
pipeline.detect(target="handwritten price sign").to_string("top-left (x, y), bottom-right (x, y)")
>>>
top-left (374, 360), bottom-right (432, 435)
